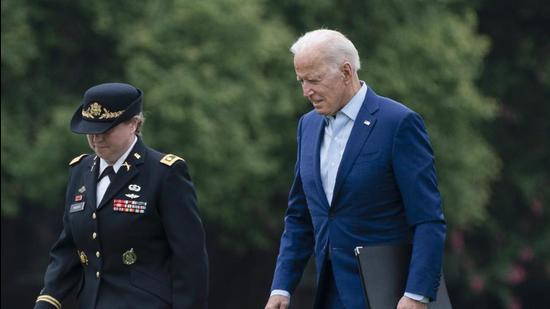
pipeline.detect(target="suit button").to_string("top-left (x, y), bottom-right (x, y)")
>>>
top-left (96, 251), bottom-right (100, 258)
top-left (92, 212), bottom-right (97, 219)
top-left (96, 271), bottom-right (100, 278)
top-left (92, 232), bottom-right (97, 239)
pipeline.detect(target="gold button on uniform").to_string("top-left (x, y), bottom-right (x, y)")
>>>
top-left (96, 271), bottom-right (100, 278)
top-left (96, 251), bottom-right (100, 258)
top-left (92, 232), bottom-right (97, 239)
top-left (92, 212), bottom-right (97, 219)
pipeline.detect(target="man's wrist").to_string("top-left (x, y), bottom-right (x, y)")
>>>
top-left (404, 292), bottom-right (429, 303)
top-left (270, 289), bottom-right (290, 298)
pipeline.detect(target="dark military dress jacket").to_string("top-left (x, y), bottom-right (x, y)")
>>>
top-left (35, 138), bottom-right (208, 309)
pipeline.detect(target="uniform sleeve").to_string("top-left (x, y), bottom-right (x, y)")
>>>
top-left (270, 116), bottom-right (315, 294)
top-left (392, 112), bottom-right (447, 300)
top-left (35, 171), bottom-right (82, 309)
top-left (159, 160), bottom-right (208, 309)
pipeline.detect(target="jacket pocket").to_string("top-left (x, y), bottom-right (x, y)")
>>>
top-left (355, 150), bottom-right (380, 163)
top-left (130, 268), bottom-right (171, 304)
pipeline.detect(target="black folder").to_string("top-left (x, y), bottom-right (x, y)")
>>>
top-left (354, 244), bottom-right (452, 309)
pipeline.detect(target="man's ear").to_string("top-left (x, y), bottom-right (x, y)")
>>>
top-left (341, 62), bottom-right (353, 84)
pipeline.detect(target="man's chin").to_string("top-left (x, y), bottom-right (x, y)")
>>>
top-left (312, 104), bottom-right (325, 113)
top-left (314, 108), bottom-right (330, 116)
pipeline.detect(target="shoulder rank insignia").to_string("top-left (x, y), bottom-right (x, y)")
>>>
top-left (69, 154), bottom-right (88, 166)
top-left (160, 154), bottom-right (184, 166)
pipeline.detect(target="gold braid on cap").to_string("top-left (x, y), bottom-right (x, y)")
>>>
top-left (82, 102), bottom-right (125, 120)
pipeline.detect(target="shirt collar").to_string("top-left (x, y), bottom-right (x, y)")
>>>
top-left (99, 136), bottom-right (138, 173)
top-left (325, 81), bottom-right (368, 124)
top-left (339, 81), bottom-right (367, 122)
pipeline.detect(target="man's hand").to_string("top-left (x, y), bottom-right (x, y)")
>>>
top-left (397, 295), bottom-right (428, 309)
top-left (265, 295), bottom-right (290, 309)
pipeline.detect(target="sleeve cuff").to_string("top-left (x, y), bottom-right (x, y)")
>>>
top-left (270, 289), bottom-right (291, 298)
top-left (404, 292), bottom-right (429, 303)
top-left (36, 295), bottom-right (62, 309)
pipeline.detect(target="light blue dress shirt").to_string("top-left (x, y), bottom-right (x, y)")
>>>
top-left (320, 83), bottom-right (367, 205)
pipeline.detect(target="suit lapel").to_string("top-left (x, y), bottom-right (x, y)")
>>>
top-left (310, 115), bottom-right (330, 209)
top-left (83, 156), bottom-right (98, 210)
top-left (331, 89), bottom-right (379, 205)
top-left (97, 139), bottom-right (146, 210)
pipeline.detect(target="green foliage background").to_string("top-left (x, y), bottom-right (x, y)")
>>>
top-left (2, 0), bottom-right (548, 308)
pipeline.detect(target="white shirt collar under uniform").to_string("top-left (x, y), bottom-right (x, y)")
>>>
top-left (98, 136), bottom-right (138, 174)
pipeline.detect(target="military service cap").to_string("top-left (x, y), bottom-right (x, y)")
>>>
top-left (70, 83), bottom-right (143, 134)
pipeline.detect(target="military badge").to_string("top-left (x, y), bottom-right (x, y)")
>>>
top-left (75, 194), bottom-right (83, 202)
top-left (122, 248), bottom-right (137, 265)
top-left (78, 250), bottom-right (89, 266)
top-left (69, 154), bottom-right (88, 166)
top-left (113, 199), bottom-right (147, 213)
top-left (122, 161), bottom-right (131, 171)
top-left (78, 186), bottom-right (86, 193)
top-left (125, 193), bottom-right (140, 199)
top-left (69, 202), bottom-right (85, 213)
top-left (128, 184), bottom-right (141, 192)
top-left (160, 154), bottom-right (184, 166)
top-left (81, 102), bottom-right (124, 120)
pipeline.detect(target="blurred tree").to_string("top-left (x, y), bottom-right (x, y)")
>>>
top-left (3, 0), bottom-right (499, 251)
top-left (1, 0), bottom-right (127, 215)
top-left (447, 0), bottom-right (550, 308)
top-left (270, 0), bottom-right (499, 227)
top-left (1, 0), bottom-right (300, 250)
top-left (110, 0), bottom-right (301, 250)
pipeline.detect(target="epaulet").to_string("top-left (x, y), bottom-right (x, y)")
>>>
top-left (69, 154), bottom-right (88, 166)
top-left (160, 154), bottom-right (185, 166)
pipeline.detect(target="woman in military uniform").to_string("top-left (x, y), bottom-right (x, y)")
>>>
top-left (34, 83), bottom-right (208, 309)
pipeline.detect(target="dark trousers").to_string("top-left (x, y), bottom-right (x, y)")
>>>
top-left (317, 261), bottom-right (345, 309)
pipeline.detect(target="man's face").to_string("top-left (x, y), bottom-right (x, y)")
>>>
top-left (87, 119), bottom-right (137, 164)
top-left (294, 51), bottom-right (347, 116)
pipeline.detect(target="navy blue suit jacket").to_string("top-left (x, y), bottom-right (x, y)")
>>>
top-left (271, 88), bottom-right (446, 308)
top-left (35, 138), bottom-right (208, 309)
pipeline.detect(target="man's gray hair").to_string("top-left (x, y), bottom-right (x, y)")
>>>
top-left (290, 29), bottom-right (361, 72)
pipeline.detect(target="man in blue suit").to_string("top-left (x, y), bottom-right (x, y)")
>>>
top-left (265, 29), bottom-right (446, 309)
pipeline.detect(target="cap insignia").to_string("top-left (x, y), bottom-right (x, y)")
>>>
top-left (82, 102), bottom-right (125, 120)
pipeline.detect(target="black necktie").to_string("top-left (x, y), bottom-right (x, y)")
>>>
top-left (97, 166), bottom-right (115, 183)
